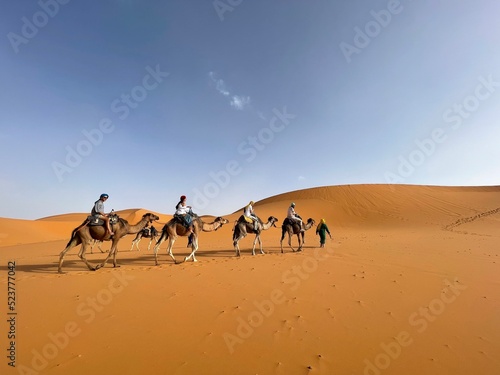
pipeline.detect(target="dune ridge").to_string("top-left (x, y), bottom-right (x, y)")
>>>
top-left (1, 184), bottom-right (499, 375)
top-left (3, 184), bottom-right (500, 247)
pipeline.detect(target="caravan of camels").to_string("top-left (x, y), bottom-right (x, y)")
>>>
top-left (57, 194), bottom-right (320, 273)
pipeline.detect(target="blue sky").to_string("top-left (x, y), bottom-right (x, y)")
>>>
top-left (1, 0), bottom-right (500, 219)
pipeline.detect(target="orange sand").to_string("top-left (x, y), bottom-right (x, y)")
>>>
top-left (1, 184), bottom-right (499, 375)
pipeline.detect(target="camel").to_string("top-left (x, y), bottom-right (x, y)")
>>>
top-left (232, 215), bottom-right (279, 257)
top-left (153, 215), bottom-right (229, 265)
top-left (129, 225), bottom-right (159, 251)
top-left (58, 213), bottom-right (159, 273)
top-left (280, 217), bottom-right (315, 253)
top-left (89, 239), bottom-right (106, 254)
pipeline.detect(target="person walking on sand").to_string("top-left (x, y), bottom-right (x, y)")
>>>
top-left (91, 193), bottom-right (114, 236)
top-left (316, 218), bottom-right (332, 248)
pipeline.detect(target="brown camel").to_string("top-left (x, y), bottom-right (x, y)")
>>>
top-left (232, 215), bottom-right (279, 257)
top-left (58, 213), bottom-right (159, 273)
top-left (153, 215), bottom-right (229, 265)
top-left (280, 217), bottom-right (315, 253)
top-left (129, 225), bottom-right (159, 251)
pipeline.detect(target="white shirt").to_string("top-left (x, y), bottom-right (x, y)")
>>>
top-left (244, 204), bottom-right (254, 217)
top-left (175, 202), bottom-right (191, 215)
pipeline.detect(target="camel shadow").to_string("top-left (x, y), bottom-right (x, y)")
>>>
top-left (0, 260), bottom-right (81, 274)
top-left (0, 244), bottom-right (321, 274)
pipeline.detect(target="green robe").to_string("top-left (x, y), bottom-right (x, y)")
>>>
top-left (316, 223), bottom-right (331, 245)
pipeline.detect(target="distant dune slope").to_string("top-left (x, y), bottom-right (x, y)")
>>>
top-left (255, 184), bottom-right (500, 228)
top-left (1, 184), bottom-right (499, 247)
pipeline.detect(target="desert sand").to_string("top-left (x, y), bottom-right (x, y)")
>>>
top-left (1, 184), bottom-right (499, 375)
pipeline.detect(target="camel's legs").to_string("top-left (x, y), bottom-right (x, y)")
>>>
top-left (89, 239), bottom-right (104, 254)
top-left (97, 241), bottom-right (118, 269)
top-left (234, 238), bottom-right (241, 257)
top-left (184, 236), bottom-right (198, 262)
top-left (130, 234), bottom-right (142, 251)
top-left (78, 239), bottom-right (91, 258)
top-left (153, 232), bottom-right (168, 265)
top-left (98, 241), bottom-right (105, 253)
top-left (58, 237), bottom-right (81, 273)
top-left (234, 232), bottom-right (245, 257)
top-left (296, 234), bottom-right (303, 251)
top-left (251, 234), bottom-right (264, 255)
top-left (78, 241), bottom-right (100, 271)
top-left (258, 235), bottom-right (264, 254)
top-left (147, 238), bottom-right (154, 251)
top-left (234, 226), bottom-right (247, 257)
top-left (112, 245), bottom-right (120, 267)
top-left (288, 232), bottom-right (296, 252)
top-left (251, 235), bottom-right (258, 256)
top-left (166, 237), bottom-right (177, 263)
top-left (153, 244), bottom-right (161, 265)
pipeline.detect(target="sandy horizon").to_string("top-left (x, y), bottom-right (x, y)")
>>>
top-left (1, 183), bottom-right (499, 375)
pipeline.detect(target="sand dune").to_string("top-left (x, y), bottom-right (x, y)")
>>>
top-left (1, 184), bottom-right (499, 375)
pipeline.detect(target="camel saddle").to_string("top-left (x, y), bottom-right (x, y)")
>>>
top-left (87, 213), bottom-right (119, 227)
top-left (283, 217), bottom-right (301, 230)
top-left (238, 215), bottom-right (261, 232)
top-left (142, 226), bottom-right (157, 237)
top-left (174, 213), bottom-right (196, 228)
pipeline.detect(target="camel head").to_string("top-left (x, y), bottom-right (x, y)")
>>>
top-left (214, 216), bottom-right (230, 230)
top-left (268, 216), bottom-right (279, 228)
top-left (143, 213), bottom-right (160, 223)
top-left (306, 218), bottom-right (315, 226)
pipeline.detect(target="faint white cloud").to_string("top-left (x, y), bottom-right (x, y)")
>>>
top-left (209, 72), bottom-right (230, 96)
top-left (298, 176), bottom-right (306, 181)
top-left (209, 72), bottom-right (250, 111)
top-left (230, 95), bottom-right (250, 110)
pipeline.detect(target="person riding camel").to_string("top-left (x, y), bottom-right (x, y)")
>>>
top-left (90, 193), bottom-right (114, 236)
top-left (175, 195), bottom-right (194, 234)
top-left (287, 202), bottom-right (304, 232)
top-left (244, 201), bottom-right (260, 231)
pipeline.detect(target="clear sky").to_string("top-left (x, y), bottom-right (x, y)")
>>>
top-left (1, 0), bottom-right (500, 219)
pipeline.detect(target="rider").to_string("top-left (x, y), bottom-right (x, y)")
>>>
top-left (91, 193), bottom-right (114, 236)
top-left (287, 202), bottom-right (304, 232)
top-left (175, 195), bottom-right (194, 234)
top-left (244, 201), bottom-right (259, 230)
